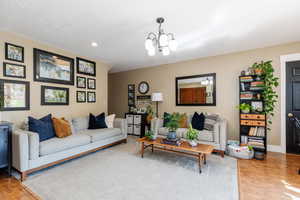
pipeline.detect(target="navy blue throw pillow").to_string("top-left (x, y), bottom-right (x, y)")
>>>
top-left (28, 114), bottom-right (56, 142)
top-left (191, 112), bottom-right (205, 131)
top-left (88, 113), bottom-right (107, 129)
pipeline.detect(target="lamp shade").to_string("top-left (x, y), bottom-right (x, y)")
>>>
top-left (151, 93), bottom-right (163, 102)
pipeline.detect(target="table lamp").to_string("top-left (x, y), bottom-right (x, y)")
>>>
top-left (151, 92), bottom-right (163, 118)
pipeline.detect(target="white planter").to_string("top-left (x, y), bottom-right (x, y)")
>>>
top-left (188, 140), bottom-right (198, 147)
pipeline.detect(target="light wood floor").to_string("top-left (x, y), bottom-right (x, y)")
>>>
top-left (0, 152), bottom-right (299, 200)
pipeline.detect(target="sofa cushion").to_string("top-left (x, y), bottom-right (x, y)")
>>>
top-left (88, 113), bottom-right (107, 129)
top-left (198, 130), bottom-right (214, 142)
top-left (52, 117), bottom-right (72, 138)
top-left (204, 114), bottom-right (219, 131)
top-left (29, 114), bottom-right (56, 142)
top-left (40, 134), bottom-right (91, 156)
top-left (79, 128), bottom-right (122, 142)
top-left (105, 114), bottom-right (115, 128)
top-left (163, 112), bottom-right (171, 127)
top-left (72, 116), bottom-right (89, 132)
top-left (191, 112), bottom-right (205, 131)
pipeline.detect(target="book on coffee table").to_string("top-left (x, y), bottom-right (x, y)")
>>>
top-left (162, 138), bottom-right (182, 146)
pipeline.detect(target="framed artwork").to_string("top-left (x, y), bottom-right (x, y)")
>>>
top-left (0, 79), bottom-right (30, 111)
top-left (41, 85), bottom-right (69, 105)
top-left (128, 84), bottom-right (135, 91)
top-left (76, 57), bottom-right (96, 76)
top-left (76, 91), bottom-right (86, 103)
top-left (87, 92), bottom-right (96, 103)
top-left (251, 101), bottom-right (263, 113)
top-left (33, 48), bottom-right (74, 85)
top-left (3, 62), bottom-right (26, 79)
top-left (5, 43), bottom-right (24, 63)
top-left (128, 84), bottom-right (135, 107)
top-left (87, 78), bottom-right (96, 89)
top-left (76, 76), bottom-right (86, 88)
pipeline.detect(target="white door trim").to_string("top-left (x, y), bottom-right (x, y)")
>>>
top-left (280, 53), bottom-right (300, 153)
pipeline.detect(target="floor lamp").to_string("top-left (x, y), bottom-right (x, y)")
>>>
top-left (151, 93), bottom-right (163, 118)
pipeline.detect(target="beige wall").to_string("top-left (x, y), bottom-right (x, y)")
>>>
top-left (0, 31), bottom-right (109, 127)
top-left (108, 42), bottom-right (300, 146)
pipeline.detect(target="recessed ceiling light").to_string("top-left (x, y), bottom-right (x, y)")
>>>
top-left (91, 42), bottom-right (98, 47)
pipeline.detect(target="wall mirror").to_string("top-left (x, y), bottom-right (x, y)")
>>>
top-left (176, 73), bottom-right (216, 106)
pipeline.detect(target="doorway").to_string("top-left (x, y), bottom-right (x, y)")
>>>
top-left (286, 61), bottom-right (300, 154)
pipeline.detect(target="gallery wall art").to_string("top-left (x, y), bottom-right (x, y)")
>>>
top-left (87, 78), bottom-right (96, 89)
top-left (0, 79), bottom-right (30, 111)
top-left (87, 91), bottom-right (96, 103)
top-left (3, 62), bottom-right (26, 79)
top-left (41, 85), bottom-right (69, 105)
top-left (76, 76), bottom-right (86, 88)
top-left (5, 42), bottom-right (24, 63)
top-left (34, 48), bottom-right (74, 85)
top-left (76, 57), bottom-right (96, 76)
top-left (76, 91), bottom-right (86, 103)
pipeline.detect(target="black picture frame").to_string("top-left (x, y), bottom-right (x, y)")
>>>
top-left (128, 84), bottom-right (135, 91)
top-left (128, 84), bottom-right (135, 106)
top-left (175, 73), bottom-right (216, 106)
top-left (87, 78), bottom-right (96, 89)
top-left (33, 48), bottom-right (74, 85)
top-left (76, 91), bottom-right (86, 103)
top-left (41, 85), bottom-right (69, 105)
top-left (76, 57), bottom-right (96, 76)
top-left (76, 76), bottom-right (86, 88)
top-left (0, 79), bottom-right (30, 111)
top-left (87, 91), bottom-right (96, 103)
top-left (5, 42), bottom-right (24, 63)
top-left (3, 62), bottom-right (26, 79)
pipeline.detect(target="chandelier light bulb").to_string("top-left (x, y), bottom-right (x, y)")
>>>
top-left (145, 38), bottom-right (154, 50)
top-left (148, 48), bottom-right (155, 56)
top-left (159, 34), bottom-right (169, 46)
top-left (169, 39), bottom-right (178, 51)
top-left (162, 47), bottom-right (170, 56)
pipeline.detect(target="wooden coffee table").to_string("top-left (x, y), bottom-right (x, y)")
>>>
top-left (137, 137), bottom-right (214, 173)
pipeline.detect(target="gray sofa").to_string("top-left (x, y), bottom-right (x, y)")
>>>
top-left (12, 116), bottom-right (127, 181)
top-left (151, 113), bottom-right (227, 155)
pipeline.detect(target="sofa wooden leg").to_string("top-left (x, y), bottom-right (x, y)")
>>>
top-left (123, 139), bottom-right (127, 144)
top-left (21, 172), bottom-right (27, 182)
top-left (220, 151), bottom-right (225, 158)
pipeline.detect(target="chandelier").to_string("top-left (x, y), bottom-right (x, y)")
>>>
top-left (145, 17), bottom-right (178, 56)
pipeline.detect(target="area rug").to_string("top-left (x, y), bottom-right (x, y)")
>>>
top-left (23, 137), bottom-right (238, 200)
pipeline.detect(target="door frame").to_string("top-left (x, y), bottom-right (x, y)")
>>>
top-left (280, 53), bottom-right (300, 153)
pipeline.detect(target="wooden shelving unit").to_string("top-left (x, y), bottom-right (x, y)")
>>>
top-left (239, 75), bottom-right (267, 153)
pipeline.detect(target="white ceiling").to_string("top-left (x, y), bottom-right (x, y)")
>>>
top-left (1, 0), bottom-right (300, 73)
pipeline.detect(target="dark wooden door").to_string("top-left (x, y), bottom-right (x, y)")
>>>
top-left (286, 61), bottom-right (300, 154)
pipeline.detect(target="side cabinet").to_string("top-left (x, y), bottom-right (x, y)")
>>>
top-left (0, 122), bottom-right (13, 176)
top-left (125, 113), bottom-right (147, 138)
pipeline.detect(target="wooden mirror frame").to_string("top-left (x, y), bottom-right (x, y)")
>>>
top-left (175, 73), bottom-right (216, 106)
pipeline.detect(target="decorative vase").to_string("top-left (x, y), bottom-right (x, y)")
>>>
top-left (167, 131), bottom-right (177, 140)
top-left (188, 140), bottom-right (198, 147)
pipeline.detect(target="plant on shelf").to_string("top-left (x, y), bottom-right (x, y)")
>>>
top-left (145, 130), bottom-right (155, 140)
top-left (186, 124), bottom-right (199, 147)
top-left (238, 103), bottom-right (251, 113)
top-left (165, 112), bottom-right (180, 139)
top-left (252, 60), bottom-right (279, 130)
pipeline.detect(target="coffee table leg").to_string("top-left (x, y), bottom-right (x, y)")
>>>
top-left (198, 153), bottom-right (202, 173)
top-left (141, 142), bottom-right (144, 158)
top-left (151, 144), bottom-right (154, 153)
top-left (204, 154), bottom-right (206, 165)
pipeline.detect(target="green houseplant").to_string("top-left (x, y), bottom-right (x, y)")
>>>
top-left (251, 61), bottom-right (279, 130)
top-left (165, 112), bottom-right (180, 139)
top-left (186, 124), bottom-right (199, 146)
top-left (145, 130), bottom-right (155, 140)
top-left (238, 103), bottom-right (251, 113)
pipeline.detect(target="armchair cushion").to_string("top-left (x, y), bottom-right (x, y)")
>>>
top-left (191, 112), bottom-right (205, 131)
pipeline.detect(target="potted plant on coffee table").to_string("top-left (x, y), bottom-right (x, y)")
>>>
top-left (186, 124), bottom-right (199, 147)
top-left (145, 130), bottom-right (155, 141)
top-left (165, 112), bottom-right (180, 140)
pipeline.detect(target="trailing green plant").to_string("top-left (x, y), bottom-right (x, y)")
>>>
top-left (186, 124), bottom-right (199, 141)
top-left (165, 112), bottom-right (180, 132)
top-left (252, 60), bottom-right (279, 130)
top-left (237, 103), bottom-right (251, 113)
top-left (0, 96), bottom-right (3, 109)
top-left (145, 130), bottom-right (155, 140)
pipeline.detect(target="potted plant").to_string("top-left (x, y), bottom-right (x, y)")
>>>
top-left (251, 62), bottom-right (263, 75)
top-left (145, 130), bottom-right (155, 141)
top-left (252, 61), bottom-right (279, 130)
top-left (186, 124), bottom-right (199, 147)
top-left (165, 112), bottom-right (180, 140)
top-left (238, 103), bottom-right (251, 113)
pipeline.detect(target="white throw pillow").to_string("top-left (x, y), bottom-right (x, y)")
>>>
top-left (105, 114), bottom-right (115, 128)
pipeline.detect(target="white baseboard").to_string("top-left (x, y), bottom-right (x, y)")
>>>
top-left (267, 145), bottom-right (283, 153)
